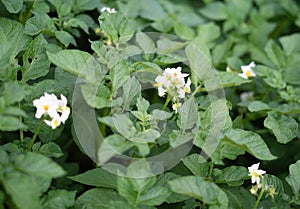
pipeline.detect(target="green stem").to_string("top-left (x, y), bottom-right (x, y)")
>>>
top-left (207, 162), bottom-right (214, 181)
top-left (162, 94), bottom-right (171, 110)
top-left (27, 116), bottom-right (45, 151)
top-left (253, 178), bottom-right (265, 209)
top-left (191, 85), bottom-right (202, 97)
top-left (18, 102), bottom-right (24, 142)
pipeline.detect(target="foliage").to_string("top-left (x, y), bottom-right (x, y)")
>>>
top-left (0, 0), bottom-right (299, 208)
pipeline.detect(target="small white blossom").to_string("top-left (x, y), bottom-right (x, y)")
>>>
top-left (172, 103), bottom-right (181, 113)
top-left (250, 185), bottom-right (259, 195)
top-left (248, 163), bottom-right (266, 185)
top-left (45, 115), bottom-right (61, 129)
top-left (33, 93), bottom-right (59, 119)
top-left (100, 7), bottom-right (117, 14)
top-left (58, 94), bottom-right (70, 123)
top-left (239, 61), bottom-right (256, 79)
top-left (240, 91), bottom-right (254, 101)
top-left (226, 66), bottom-right (232, 72)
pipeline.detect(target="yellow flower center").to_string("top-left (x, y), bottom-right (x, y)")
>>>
top-left (54, 119), bottom-right (59, 127)
top-left (184, 86), bottom-right (190, 93)
top-left (246, 70), bottom-right (252, 77)
top-left (43, 105), bottom-right (49, 111)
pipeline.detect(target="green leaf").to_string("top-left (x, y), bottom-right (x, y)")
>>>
top-left (182, 154), bottom-right (210, 177)
top-left (136, 32), bottom-right (156, 54)
top-left (55, 31), bottom-right (76, 47)
top-left (75, 188), bottom-right (122, 209)
top-left (138, 0), bottom-right (167, 21)
top-left (286, 160), bottom-right (300, 197)
top-left (73, 0), bottom-right (99, 12)
top-left (264, 111), bottom-right (298, 144)
top-left (264, 40), bottom-right (286, 69)
top-left (39, 142), bottom-right (64, 158)
top-left (179, 97), bottom-right (198, 131)
top-left (279, 33), bottom-right (300, 56)
top-left (0, 116), bottom-right (27, 131)
top-left (1, 0), bottom-right (23, 13)
top-left (138, 186), bottom-right (171, 206)
top-left (218, 72), bottom-right (251, 88)
top-left (118, 19), bottom-right (134, 44)
top-left (214, 166), bottom-right (248, 186)
top-left (200, 2), bottom-right (227, 20)
top-left (122, 77), bottom-right (141, 111)
top-left (14, 152), bottom-right (66, 178)
top-left (224, 129), bottom-right (277, 160)
top-left (173, 21), bottom-right (195, 41)
top-left (3, 81), bottom-right (30, 105)
top-left (111, 61), bottom-right (130, 94)
top-left (136, 97), bottom-right (150, 113)
top-left (47, 50), bottom-right (106, 82)
top-left (25, 13), bottom-right (56, 36)
top-left (67, 18), bottom-right (89, 34)
top-left (248, 101), bottom-right (271, 112)
top-left (22, 34), bottom-right (50, 82)
top-left (69, 168), bottom-right (117, 189)
top-left (168, 176), bottom-right (228, 208)
top-left (3, 172), bottom-right (41, 209)
top-left (196, 22), bottom-right (220, 47)
top-left (111, 114), bottom-right (137, 139)
top-left (97, 134), bottom-right (133, 164)
top-left (223, 187), bottom-right (255, 209)
top-left (81, 83), bottom-right (111, 109)
top-left (0, 17), bottom-right (30, 80)
top-left (42, 190), bottom-right (76, 209)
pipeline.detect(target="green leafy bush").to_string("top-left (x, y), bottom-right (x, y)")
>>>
top-left (0, 0), bottom-right (299, 208)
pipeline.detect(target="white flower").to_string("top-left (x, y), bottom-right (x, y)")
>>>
top-left (226, 66), bottom-right (232, 72)
top-left (172, 102), bottom-right (181, 113)
top-left (45, 116), bottom-right (61, 129)
top-left (33, 93), bottom-right (59, 119)
top-left (58, 94), bottom-right (70, 123)
top-left (248, 163), bottom-right (266, 185)
top-left (239, 61), bottom-right (256, 79)
top-left (240, 91), bottom-right (254, 101)
top-left (101, 7), bottom-right (117, 14)
top-left (250, 185), bottom-right (259, 195)
top-left (178, 78), bottom-right (191, 98)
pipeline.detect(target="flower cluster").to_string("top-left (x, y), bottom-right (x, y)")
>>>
top-left (33, 93), bottom-right (70, 129)
top-left (100, 7), bottom-right (117, 14)
top-left (154, 67), bottom-right (191, 112)
top-left (248, 163), bottom-right (277, 198)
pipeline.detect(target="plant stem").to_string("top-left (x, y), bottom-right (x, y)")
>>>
top-left (191, 85), bottom-right (202, 97)
top-left (27, 117), bottom-right (45, 151)
top-left (162, 94), bottom-right (171, 110)
top-left (18, 102), bottom-right (24, 142)
top-left (253, 178), bottom-right (265, 209)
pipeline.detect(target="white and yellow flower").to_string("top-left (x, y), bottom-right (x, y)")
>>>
top-left (172, 102), bottom-right (181, 113)
top-left (248, 163), bottom-right (266, 185)
top-left (44, 115), bottom-right (61, 129)
top-left (58, 94), bottom-right (70, 124)
top-left (33, 93), bottom-right (59, 119)
top-left (239, 61), bottom-right (256, 79)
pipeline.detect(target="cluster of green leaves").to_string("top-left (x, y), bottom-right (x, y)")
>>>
top-left (0, 0), bottom-right (299, 208)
